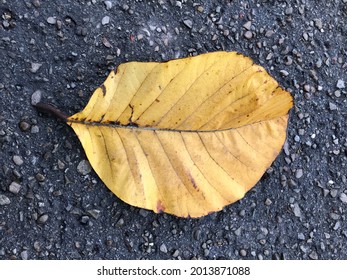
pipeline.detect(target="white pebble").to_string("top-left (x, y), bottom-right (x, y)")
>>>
top-left (9, 182), bottom-right (22, 194)
top-left (340, 193), bottom-right (347, 203)
top-left (336, 79), bottom-right (345, 89)
top-left (102, 16), bottom-right (110, 25)
top-left (104, 1), bottom-right (112, 10)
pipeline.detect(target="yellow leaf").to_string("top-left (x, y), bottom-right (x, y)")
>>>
top-left (67, 51), bottom-right (293, 218)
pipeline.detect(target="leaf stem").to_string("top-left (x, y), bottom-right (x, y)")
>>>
top-left (34, 102), bottom-right (68, 122)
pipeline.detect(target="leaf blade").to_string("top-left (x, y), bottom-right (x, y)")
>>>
top-left (68, 51), bottom-right (293, 217)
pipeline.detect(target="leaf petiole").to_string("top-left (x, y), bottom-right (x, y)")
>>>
top-left (33, 102), bottom-right (68, 122)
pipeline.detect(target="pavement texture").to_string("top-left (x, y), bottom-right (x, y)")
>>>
top-left (0, 0), bottom-right (347, 260)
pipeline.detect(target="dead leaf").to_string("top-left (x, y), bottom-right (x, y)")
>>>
top-left (66, 51), bottom-right (293, 218)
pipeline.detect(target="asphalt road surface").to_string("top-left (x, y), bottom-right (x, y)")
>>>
top-left (0, 0), bottom-right (346, 259)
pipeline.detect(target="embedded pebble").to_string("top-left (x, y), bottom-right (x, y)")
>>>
top-left (336, 79), bottom-right (345, 89)
top-left (265, 198), bottom-right (272, 206)
top-left (9, 181), bottom-right (22, 194)
top-left (159, 243), bottom-right (168, 253)
top-left (13, 155), bottom-right (24, 166)
top-left (309, 251), bottom-right (318, 260)
top-left (80, 215), bottom-right (90, 224)
top-left (0, 194), bottom-right (11, 205)
top-left (243, 21), bottom-right (252, 30)
top-left (19, 121), bottom-right (31, 132)
top-left (77, 160), bottom-right (92, 175)
top-left (234, 227), bottom-right (242, 236)
top-left (293, 203), bottom-right (302, 218)
top-left (329, 102), bottom-right (337, 111)
top-left (183, 19), bottom-right (193, 29)
top-left (285, 7), bottom-right (293, 15)
top-left (37, 214), bottom-right (48, 224)
top-left (295, 169), bottom-right (303, 179)
top-left (340, 193), bottom-right (347, 203)
top-left (31, 90), bottom-right (42, 105)
top-left (20, 250), bottom-right (28, 260)
top-left (104, 1), bottom-right (112, 10)
top-left (87, 209), bottom-right (101, 219)
top-left (30, 62), bottom-right (42, 73)
top-left (47, 17), bottom-right (56, 24)
top-left (297, 233), bottom-right (305, 240)
top-left (314, 19), bottom-right (323, 29)
top-left (102, 16), bottom-right (110, 25)
top-left (244, 31), bottom-right (253, 39)
top-left (240, 249), bottom-right (247, 257)
top-left (172, 250), bottom-right (179, 257)
top-left (139, 209), bottom-right (150, 217)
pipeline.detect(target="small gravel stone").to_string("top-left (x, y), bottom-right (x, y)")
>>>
top-left (30, 62), bottom-right (42, 73)
top-left (314, 19), bottom-right (323, 29)
top-left (9, 181), bottom-right (22, 194)
top-left (240, 249), bottom-right (247, 257)
top-left (87, 209), bottom-right (101, 219)
top-left (172, 249), bottom-right (179, 257)
top-left (285, 7), bottom-right (293, 15)
top-left (265, 198), bottom-right (272, 206)
top-left (102, 37), bottom-right (112, 48)
top-left (265, 30), bottom-right (274, 37)
top-left (293, 203), bottom-right (302, 218)
top-left (31, 90), bottom-right (42, 105)
top-left (115, 218), bottom-right (124, 226)
top-left (13, 155), bottom-right (24, 166)
top-left (31, 125), bottom-right (39, 133)
top-left (204, 248), bottom-right (210, 257)
top-left (329, 102), bottom-right (337, 111)
top-left (37, 214), bottom-right (48, 224)
top-left (47, 17), bottom-right (56, 24)
top-left (35, 173), bottom-right (45, 182)
top-left (234, 227), bottom-right (242, 236)
top-left (339, 193), bottom-right (347, 203)
top-left (104, 1), bottom-right (112, 10)
top-left (193, 228), bottom-right (201, 240)
top-left (33, 241), bottom-right (41, 252)
top-left (159, 243), bottom-right (168, 253)
top-left (19, 121), bottom-right (31, 132)
top-left (139, 209), bottom-right (150, 217)
top-left (80, 215), bottom-right (90, 224)
top-left (330, 189), bottom-right (338, 198)
top-left (244, 31), bottom-right (252, 39)
top-left (183, 19), bottom-right (193, 29)
top-left (243, 21), bottom-right (252, 30)
top-left (102, 16), bottom-right (110, 25)
top-left (297, 233), bottom-right (305, 240)
top-left (336, 79), bottom-right (345, 89)
top-left (309, 251), bottom-right (318, 260)
top-left (20, 250), bottom-right (28, 260)
top-left (280, 70), bottom-right (289, 76)
top-left (0, 194), bottom-right (11, 205)
top-left (295, 169), bottom-right (303, 179)
top-left (77, 160), bottom-right (92, 175)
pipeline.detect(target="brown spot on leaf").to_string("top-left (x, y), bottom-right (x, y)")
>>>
top-left (188, 173), bottom-right (198, 190)
top-left (100, 84), bottom-right (106, 96)
top-left (107, 120), bottom-right (120, 125)
top-left (99, 114), bottom-right (105, 122)
top-left (156, 200), bottom-right (165, 213)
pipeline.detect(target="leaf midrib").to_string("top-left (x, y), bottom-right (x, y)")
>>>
top-left (67, 117), bottom-right (283, 134)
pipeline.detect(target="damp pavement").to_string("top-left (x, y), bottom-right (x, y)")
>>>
top-left (0, 0), bottom-right (347, 260)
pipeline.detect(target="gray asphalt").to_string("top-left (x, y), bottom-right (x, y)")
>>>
top-left (0, 0), bottom-right (346, 259)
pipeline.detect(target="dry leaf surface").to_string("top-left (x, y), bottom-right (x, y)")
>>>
top-left (67, 51), bottom-right (293, 218)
